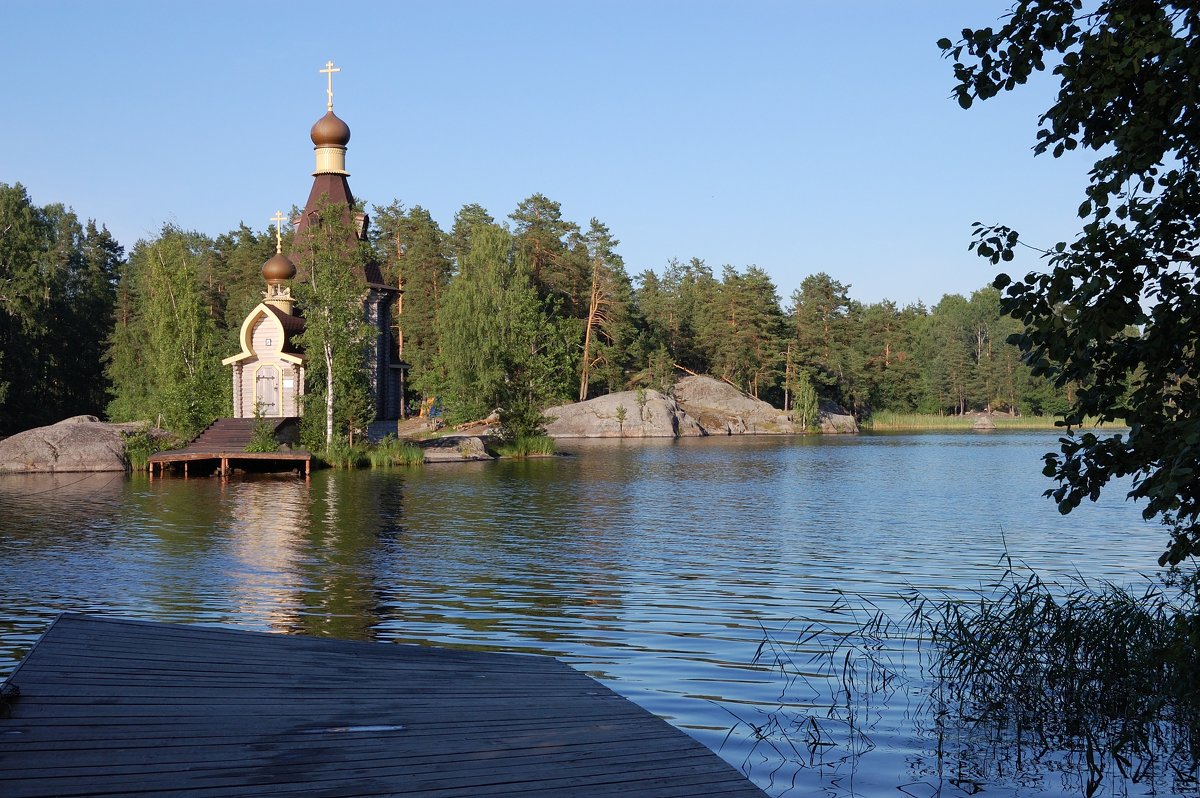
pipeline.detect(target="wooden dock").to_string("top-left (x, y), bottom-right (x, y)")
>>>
top-left (0, 615), bottom-right (767, 797)
top-left (148, 418), bottom-right (312, 477)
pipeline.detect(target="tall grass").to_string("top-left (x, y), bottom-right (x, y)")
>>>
top-left (367, 435), bottom-right (424, 467)
top-left (319, 437), bottom-right (367, 469)
top-left (863, 411), bottom-right (1107, 430)
top-left (494, 435), bottom-right (556, 458)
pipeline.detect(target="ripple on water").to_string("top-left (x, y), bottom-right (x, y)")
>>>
top-left (0, 433), bottom-right (1174, 798)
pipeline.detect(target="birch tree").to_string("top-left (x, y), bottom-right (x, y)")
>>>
top-left (294, 201), bottom-right (373, 447)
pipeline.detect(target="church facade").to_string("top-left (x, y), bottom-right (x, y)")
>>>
top-left (222, 63), bottom-right (406, 428)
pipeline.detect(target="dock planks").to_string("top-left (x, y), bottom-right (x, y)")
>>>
top-left (0, 615), bottom-right (767, 797)
top-left (148, 418), bottom-right (312, 477)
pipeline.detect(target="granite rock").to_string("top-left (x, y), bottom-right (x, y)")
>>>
top-left (544, 390), bottom-right (705, 438)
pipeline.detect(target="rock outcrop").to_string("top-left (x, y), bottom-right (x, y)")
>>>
top-left (0, 416), bottom-right (146, 473)
top-left (818, 400), bottom-right (859, 434)
top-left (544, 390), bottom-right (705, 438)
top-left (971, 413), bottom-right (997, 431)
top-left (673, 376), bottom-right (798, 434)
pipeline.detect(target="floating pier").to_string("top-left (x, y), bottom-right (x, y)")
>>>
top-left (0, 614), bottom-right (767, 797)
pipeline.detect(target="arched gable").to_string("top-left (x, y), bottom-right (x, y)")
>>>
top-left (222, 304), bottom-right (304, 366)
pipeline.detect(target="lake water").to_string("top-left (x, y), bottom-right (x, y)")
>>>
top-left (0, 433), bottom-right (1183, 797)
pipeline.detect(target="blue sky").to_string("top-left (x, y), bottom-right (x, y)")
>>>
top-left (6, 1), bottom-right (1093, 307)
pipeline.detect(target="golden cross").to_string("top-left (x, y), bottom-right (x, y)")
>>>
top-left (320, 60), bottom-right (340, 111)
top-left (271, 210), bottom-right (286, 254)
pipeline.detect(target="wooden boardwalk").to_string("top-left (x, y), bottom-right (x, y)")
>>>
top-left (0, 615), bottom-right (767, 797)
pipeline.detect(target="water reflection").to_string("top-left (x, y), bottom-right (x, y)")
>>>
top-left (0, 434), bottom-right (1178, 798)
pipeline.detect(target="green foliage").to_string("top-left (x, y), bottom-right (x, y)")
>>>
top-left (294, 198), bottom-right (375, 448)
top-left (510, 193), bottom-right (581, 310)
top-left (449, 203), bottom-right (496, 267)
top-left (789, 272), bottom-right (860, 411)
top-left (863, 411), bottom-right (1068, 431)
top-left (909, 565), bottom-right (1200, 793)
top-left (432, 223), bottom-right (573, 434)
top-left (367, 434), bottom-right (424, 467)
top-left (635, 258), bottom-right (719, 375)
top-left (945, 1), bottom-right (1200, 564)
top-left (120, 426), bottom-right (179, 471)
top-left (373, 201), bottom-right (452, 403)
top-left (105, 225), bottom-right (227, 437)
top-left (578, 219), bottom-right (636, 400)
top-left (497, 396), bottom-right (550, 441)
top-left (244, 412), bottom-right (278, 453)
top-left (791, 376), bottom-right (819, 431)
top-left (493, 435), bottom-right (556, 458)
top-left (0, 184), bottom-right (120, 432)
top-left (318, 436), bottom-right (367, 469)
top-left (703, 265), bottom-right (788, 400)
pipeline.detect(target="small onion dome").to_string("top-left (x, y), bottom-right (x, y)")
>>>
top-left (261, 252), bottom-right (296, 283)
top-left (310, 110), bottom-right (351, 147)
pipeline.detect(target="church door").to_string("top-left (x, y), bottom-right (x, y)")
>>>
top-left (255, 366), bottom-right (279, 416)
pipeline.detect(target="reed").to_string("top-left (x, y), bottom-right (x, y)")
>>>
top-left (905, 563), bottom-right (1199, 796)
top-left (367, 435), bottom-right (425, 467)
top-left (319, 437), bottom-right (367, 469)
top-left (494, 435), bottom-right (556, 458)
top-left (742, 563), bottom-right (1200, 796)
top-left (863, 411), bottom-right (1102, 430)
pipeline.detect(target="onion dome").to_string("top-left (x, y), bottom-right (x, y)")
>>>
top-left (310, 111), bottom-right (351, 148)
top-left (261, 252), bottom-right (296, 283)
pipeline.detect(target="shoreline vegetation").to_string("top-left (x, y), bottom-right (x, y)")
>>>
top-left (862, 411), bottom-right (1117, 431)
top-left (316, 432), bottom-right (556, 469)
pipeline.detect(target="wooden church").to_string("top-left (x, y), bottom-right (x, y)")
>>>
top-left (222, 62), bottom-right (406, 435)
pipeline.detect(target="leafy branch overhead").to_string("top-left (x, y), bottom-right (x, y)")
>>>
top-left (943, 1), bottom-right (1200, 563)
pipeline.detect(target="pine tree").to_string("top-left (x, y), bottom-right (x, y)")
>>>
top-left (578, 219), bottom-right (635, 400)
top-left (449, 203), bottom-right (495, 267)
top-left (373, 201), bottom-right (453, 400)
top-left (509, 193), bottom-right (581, 308)
top-left (433, 223), bottom-right (573, 432)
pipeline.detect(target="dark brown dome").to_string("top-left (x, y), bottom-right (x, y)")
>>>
top-left (261, 252), bottom-right (296, 282)
top-left (310, 110), bottom-right (351, 147)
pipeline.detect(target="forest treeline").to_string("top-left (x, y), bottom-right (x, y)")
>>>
top-left (0, 182), bottom-right (1071, 437)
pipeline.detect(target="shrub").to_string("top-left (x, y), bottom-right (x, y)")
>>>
top-left (123, 427), bottom-right (175, 470)
top-left (244, 417), bottom-right (279, 453)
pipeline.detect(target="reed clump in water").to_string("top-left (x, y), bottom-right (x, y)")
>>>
top-left (908, 562), bottom-right (1200, 796)
top-left (367, 435), bottom-right (424, 467)
top-left (743, 562), bottom-right (1200, 797)
top-left (493, 435), bottom-right (556, 458)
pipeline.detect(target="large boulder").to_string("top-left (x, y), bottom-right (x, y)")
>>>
top-left (673, 376), bottom-right (798, 434)
top-left (818, 400), bottom-right (860, 434)
top-left (418, 435), bottom-right (494, 462)
top-left (544, 390), bottom-right (705, 438)
top-left (0, 416), bottom-right (144, 473)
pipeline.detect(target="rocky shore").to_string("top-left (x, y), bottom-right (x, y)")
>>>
top-left (545, 376), bottom-right (857, 438)
top-left (0, 416), bottom-right (150, 473)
